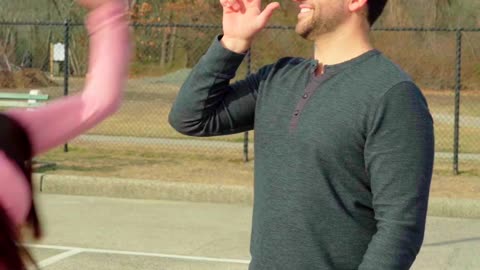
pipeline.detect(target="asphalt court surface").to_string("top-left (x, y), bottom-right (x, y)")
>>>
top-left (26, 194), bottom-right (480, 269)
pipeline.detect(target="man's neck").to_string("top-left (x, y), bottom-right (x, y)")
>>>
top-left (313, 24), bottom-right (373, 71)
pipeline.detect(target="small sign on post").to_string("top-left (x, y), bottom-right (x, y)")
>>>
top-left (53, 43), bottom-right (65, 61)
top-left (50, 42), bottom-right (65, 78)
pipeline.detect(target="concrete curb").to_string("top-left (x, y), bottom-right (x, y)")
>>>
top-left (33, 174), bottom-right (480, 218)
top-left (33, 173), bottom-right (253, 205)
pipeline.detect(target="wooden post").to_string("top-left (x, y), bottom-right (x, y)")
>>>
top-left (50, 43), bottom-right (54, 78)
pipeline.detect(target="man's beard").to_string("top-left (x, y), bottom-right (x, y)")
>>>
top-left (295, 7), bottom-right (346, 40)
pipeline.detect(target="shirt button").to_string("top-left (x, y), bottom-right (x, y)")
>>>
top-left (294, 110), bottom-right (300, 116)
top-left (303, 93), bottom-right (309, 99)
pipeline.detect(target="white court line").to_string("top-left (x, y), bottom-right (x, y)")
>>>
top-left (25, 244), bottom-right (250, 265)
top-left (37, 249), bottom-right (83, 268)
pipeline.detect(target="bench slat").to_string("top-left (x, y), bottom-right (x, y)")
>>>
top-left (0, 101), bottom-right (43, 108)
top-left (0, 92), bottom-right (49, 100)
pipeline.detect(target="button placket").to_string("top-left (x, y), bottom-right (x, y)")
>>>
top-left (289, 71), bottom-right (330, 132)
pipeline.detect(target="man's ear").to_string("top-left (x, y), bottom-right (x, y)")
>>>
top-left (348, 0), bottom-right (368, 13)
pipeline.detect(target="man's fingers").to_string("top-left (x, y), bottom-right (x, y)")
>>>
top-left (257, 2), bottom-right (280, 26)
top-left (220, 0), bottom-right (241, 11)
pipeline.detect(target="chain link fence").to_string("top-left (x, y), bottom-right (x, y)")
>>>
top-left (0, 21), bottom-right (479, 174)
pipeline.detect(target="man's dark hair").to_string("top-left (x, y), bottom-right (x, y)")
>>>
top-left (367, 0), bottom-right (388, 26)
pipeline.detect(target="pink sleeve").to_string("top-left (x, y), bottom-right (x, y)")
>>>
top-left (0, 153), bottom-right (31, 226)
top-left (6, 0), bottom-right (131, 156)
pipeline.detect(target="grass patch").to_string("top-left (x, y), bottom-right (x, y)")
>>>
top-left (38, 142), bottom-right (254, 186)
top-left (432, 158), bottom-right (480, 199)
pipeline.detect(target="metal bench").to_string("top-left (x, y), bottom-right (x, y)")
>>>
top-left (0, 89), bottom-right (49, 108)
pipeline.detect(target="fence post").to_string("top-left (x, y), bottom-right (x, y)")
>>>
top-left (63, 19), bottom-right (70, 153)
top-left (243, 50), bottom-right (252, 163)
top-left (453, 29), bottom-right (462, 175)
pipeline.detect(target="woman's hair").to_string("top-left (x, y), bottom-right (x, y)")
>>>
top-left (0, 113), bottom-right (41, 270)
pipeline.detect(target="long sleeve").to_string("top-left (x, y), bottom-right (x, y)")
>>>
top-left (168, 36), bottom-right (272, 137)
top-left (5, 0), bottom-right (131, 156)
top-left (359, 81), bottom-right (435, 269)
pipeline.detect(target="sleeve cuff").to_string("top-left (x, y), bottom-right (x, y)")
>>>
top-left (200, 35), bottom-right (247, 76)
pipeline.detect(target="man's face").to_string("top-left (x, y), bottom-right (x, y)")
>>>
top-left (294, 0), bottom-right (348, 40)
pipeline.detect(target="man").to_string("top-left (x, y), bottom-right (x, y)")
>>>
top-left (169, 0), bottom-right (434, 269)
